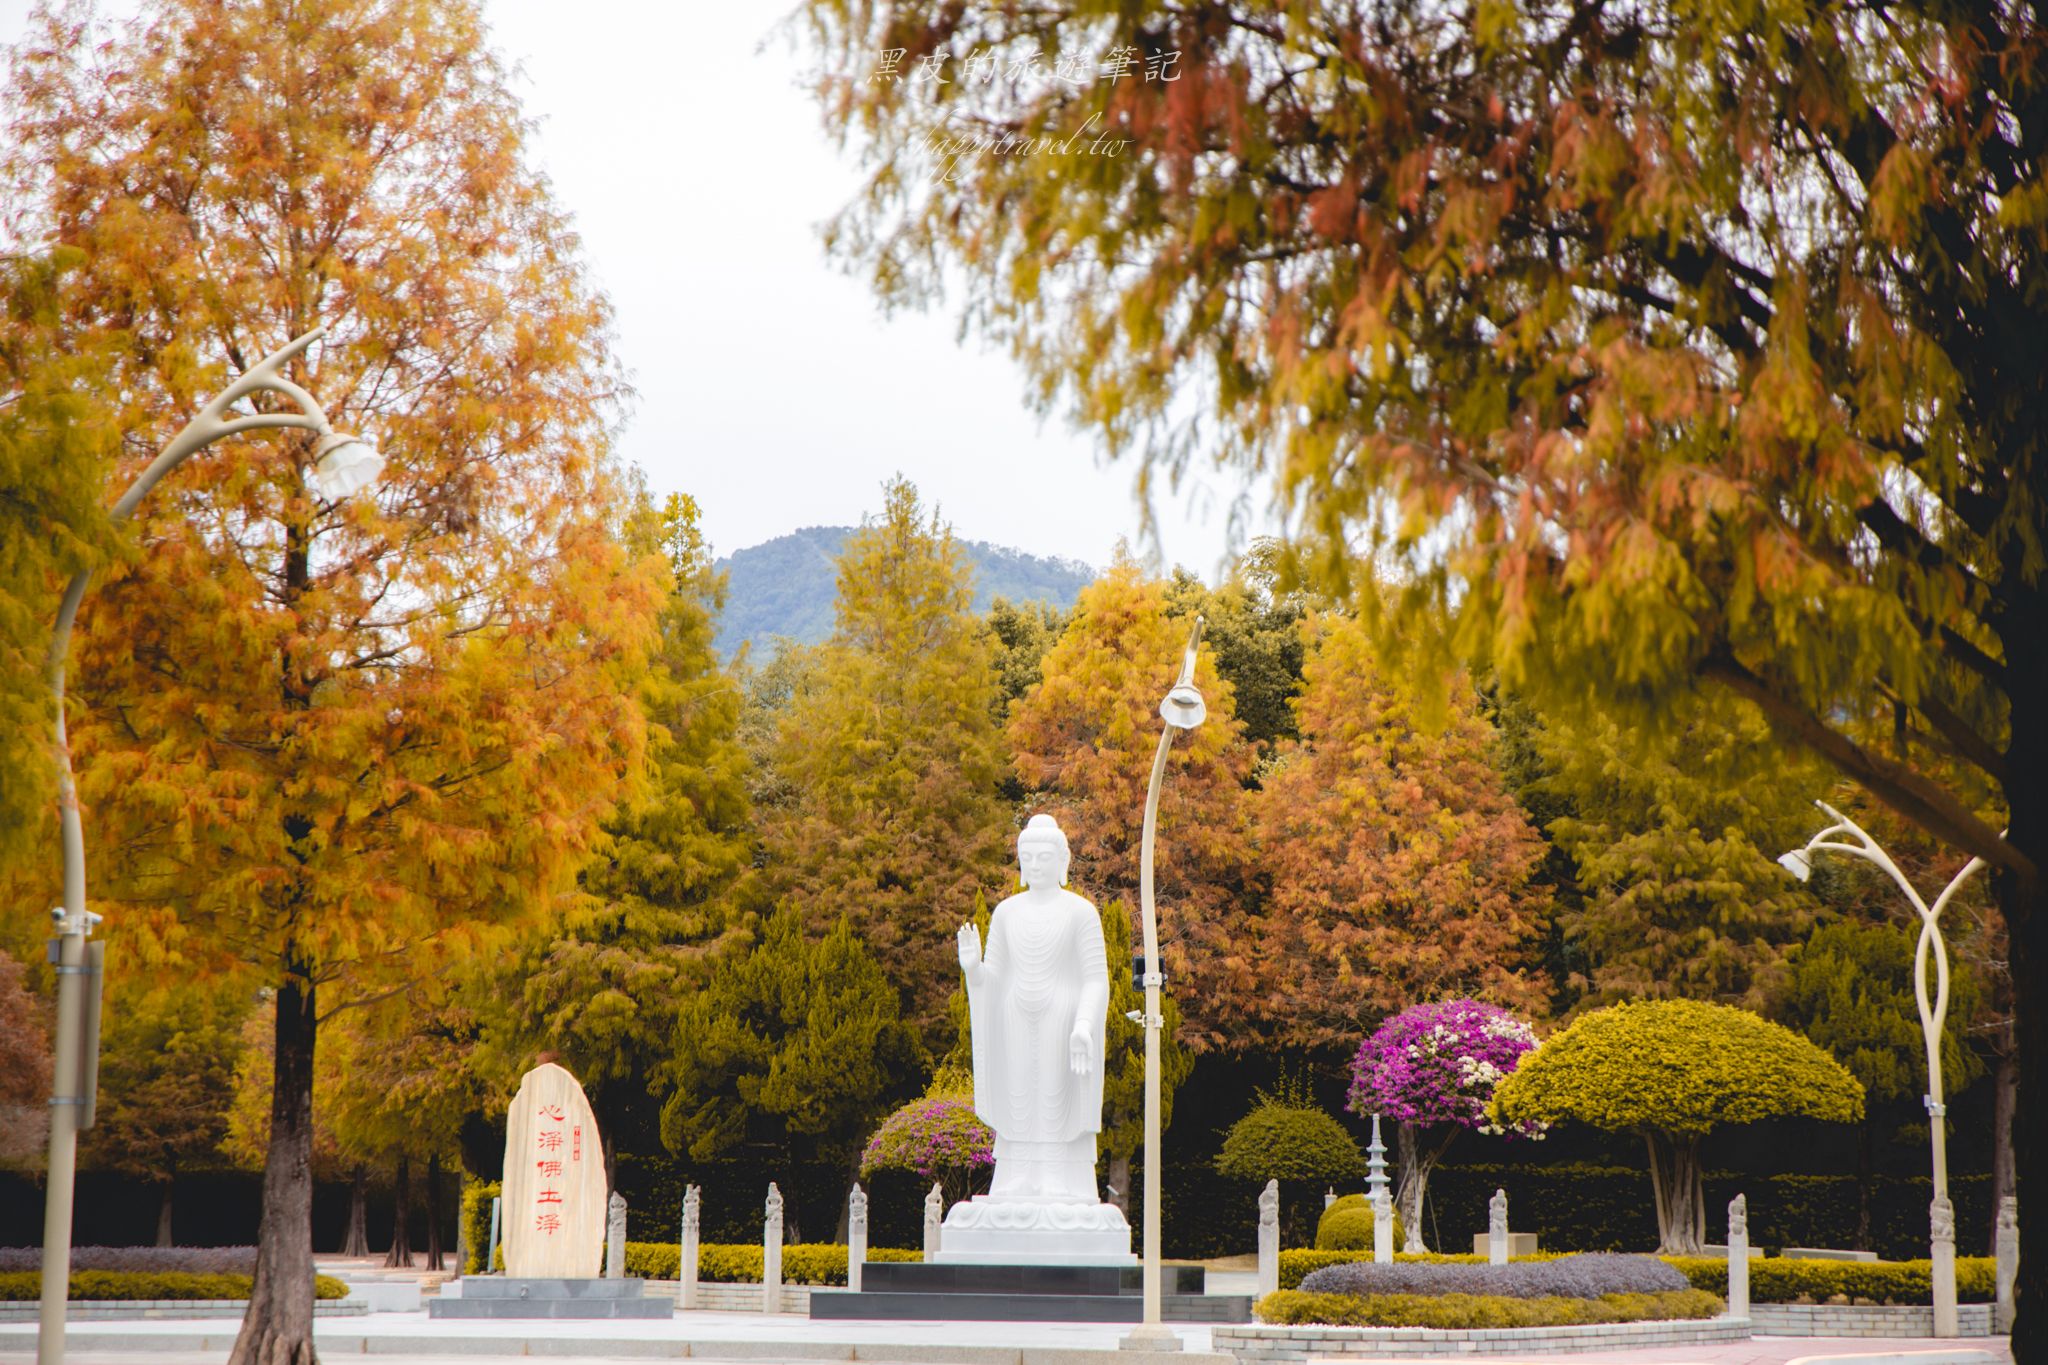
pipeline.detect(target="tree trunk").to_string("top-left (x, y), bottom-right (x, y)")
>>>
top-left (385, 1152), bottom-right (414, 1268)
top-left (425, 1154), bottom-right (445, 1271)
top-left (1393, 1121), bottom-right (1456, 1252)
top-left (1855, 1118), bottom-right (1874, 1251)
top-left (1645, 1131), bottom-right (1705, 1254)
top-left (1106, 1152), bottom-right (1131, 1217)
top-left (226, 972), bottom-right (318, 1365)
top-left (341, 1166), bottom-right (369, 1257)
top-left (154, 1178), bottom-right (174, 1248)
top-left (1989, 1044), bottom-right (2016, 1256)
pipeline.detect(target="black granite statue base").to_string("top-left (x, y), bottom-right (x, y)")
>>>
top-left (809, 1262), bottom-right (1251, 1323)
top-left (430, 1277), bottom-right (673, 1319)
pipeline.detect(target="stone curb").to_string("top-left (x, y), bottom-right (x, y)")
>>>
top-left (0, 1328), bottom-right (1226, 1365)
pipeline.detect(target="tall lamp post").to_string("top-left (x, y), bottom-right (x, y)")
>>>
top-left (1777, 798), bottom-right (1993, 1339)
top-left (1122, 615), bottom-right (1205, 1353)
top-left (38, 328), bottom-right (380, 1365)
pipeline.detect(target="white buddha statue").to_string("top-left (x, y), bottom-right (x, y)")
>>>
top-left (940, 813), bottom-right (1133, 1263)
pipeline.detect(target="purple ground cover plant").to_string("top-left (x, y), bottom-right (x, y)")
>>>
top-left (1298, 1253), bottom-right (1689, 1299)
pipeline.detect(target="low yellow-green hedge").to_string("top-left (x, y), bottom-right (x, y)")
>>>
top-left (1254, 1287), bottom-right (1724, 1328)
top-left (0, 1271), bottom-right (351, 1301)
top-left (1662, 1255), bottom-right (1997, 1305)
top-left (622, 1241), bottom-right (921, 1285)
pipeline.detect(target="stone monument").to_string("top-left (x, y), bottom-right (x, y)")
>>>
top-left (1255, 1180), bottom-right (1279, 1299)
top-left (938, 814), bottom-right (1133, 1264)
top-left (679, 1185), bottom-right (701, 1310)
top-left (764, 1183), bottom-right (784, 1315)
top-left (923, 1183), bottom-right (944, 1258)
top-left (848, 1185), bottom-right (869, 1294)
top-left (431, 1061), bottom-right (668, 1319)
top-left (1996, 1196), bottom-right (2018, 1333)
top-left (605, 1192), bottom-right (627, 1279)
top-left (503, 1061), bottom-right (607, 1278)
top-left (1931, 1194), bottom-right (1958, 1337)
top-left (1726, 1194), bottom-right (1749, 1320)
top-left (1488, 1189), bottom-right (1509, 1266)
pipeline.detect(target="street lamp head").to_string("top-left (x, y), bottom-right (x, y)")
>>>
top-left (1777, 847), bottom-right (1813, 883)
top-left (1160, 681), bottom-right (1207, 730)
top-left (310, 431), bottom-right (383, 500)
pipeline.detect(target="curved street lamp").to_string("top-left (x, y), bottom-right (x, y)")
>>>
top-left (38, 327), bottom-right (379, 1365)
top-left (1122, 615), bottom-right (1204, 1352)
top-left (1778, 798), bottom-right (1994, 1339)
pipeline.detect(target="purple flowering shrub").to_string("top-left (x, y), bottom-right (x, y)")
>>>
top-left (859, 1096), bottom-right (995, 1184)
top-left (1297, 1253), bottom-right (1690, 1299)
top-left (1348, 999), bottom-right (1545, 1137)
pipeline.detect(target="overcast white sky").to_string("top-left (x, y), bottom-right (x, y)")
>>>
top-left (1, 0), bottom-right (1273, 578)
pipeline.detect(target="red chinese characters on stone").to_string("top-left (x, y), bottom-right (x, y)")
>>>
top-left (537, 1188), bottom-right (563, 1206)
top-left (572, 1124), bottom-right (582, 1162)
top-left (536, 1213), bottom-right (561, 1235)
top-left (537, 1159), bottom-right (563, 1177)
top-left (537, 1130), bottom-right (564, 1151)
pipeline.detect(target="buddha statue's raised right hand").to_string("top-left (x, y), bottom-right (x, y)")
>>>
top-left (956, 922), bottom-right (982, 974)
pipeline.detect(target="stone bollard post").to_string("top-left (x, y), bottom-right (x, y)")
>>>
top-left (679, 1185), bottom-right (701, 1310)
top-left (848, 1184), bottom-right (869, 1295)
top-left (924, 1182), bottom-right (945, 1259)
top-left (1324, 1187), bottom-right (1337, 1211)
top-left (1996, 1196), bottom-right (2018, 1333)
top-left (486, 1195), bottom-right (502, 1275)
top-left (763, 1183), bottom-right (785, 1314)
top-left (1372, 1189), bottom-right (1394, 1266)
top-left (1931, 1195), bottom-right (1958, 1338)
top-left (1488, 1189), bottom-right (1508, 1266)
top-left (606, 1191), bottom-right (628, 1279)
top-left (1255, 1180), bottom-right (1279, 1300)
top-left (1725, 1194), bottom-right (1749, 1320)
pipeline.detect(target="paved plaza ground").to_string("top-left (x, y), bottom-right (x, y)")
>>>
top-left (0, 1308), bottom-right (2012, 1365)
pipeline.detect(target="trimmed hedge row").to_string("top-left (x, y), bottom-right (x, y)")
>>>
top-left (622, 1241), bottom-right (921, 1285)
top-left (1253, 1287), bottom-right (1725, 1328)
top-left (1663, 1255), bottom-right (1998, 1305)
top-left (0, 1271), bottom-right (351, 1301)
top-left (0, 1247), bottom-right (256, 1275)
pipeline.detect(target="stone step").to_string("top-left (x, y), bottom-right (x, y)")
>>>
top-left (862, 1263), bottom-right (1206, 1297)
top-left (809, 1290), bottom-right (1251, 1323)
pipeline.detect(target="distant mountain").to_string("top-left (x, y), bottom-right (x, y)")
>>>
top-left (712, 526), bottom-right (1097, 661)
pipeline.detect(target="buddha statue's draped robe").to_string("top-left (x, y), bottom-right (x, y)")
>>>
top-left (966, 888), bottom-right (1109, 1155)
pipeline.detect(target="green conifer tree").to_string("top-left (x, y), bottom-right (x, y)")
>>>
top-left (762, 477), bottom-right (1010, 1036)
top-left (1528, 691), bottom-right (1827, 1007)
top-left (658, 904), bottom-right (922, 1240)
top-left (1777, 919), bottom-right (1983, 1249)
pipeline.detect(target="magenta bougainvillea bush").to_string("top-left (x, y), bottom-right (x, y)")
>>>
top-left (858, 1096), bottom-right (996, 1182)
top-left (1347, 999), bottom-right (1545, 1137)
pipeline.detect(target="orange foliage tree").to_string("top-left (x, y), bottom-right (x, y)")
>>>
top-left (3, 1), bottom-right (661, 1360)
top-left (1249, 614), bottom-right (1551, 1050)
top-left (1005, 561), bottom-right (1256, 1050)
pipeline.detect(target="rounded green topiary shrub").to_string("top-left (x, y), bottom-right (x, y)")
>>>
top-left (1216, 1096), bottom-right (1365, 1184)
top-left (1314, 1195), bottom-right (1405, 1252)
